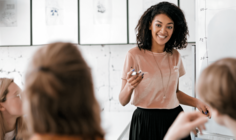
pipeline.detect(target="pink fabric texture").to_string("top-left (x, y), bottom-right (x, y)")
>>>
top-left (122, 47), bottom-right (185, 109)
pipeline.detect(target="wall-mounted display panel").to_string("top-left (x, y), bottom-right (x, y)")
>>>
top-left (0, 0), bottom-right (30, 46)
top-left (80, 0), bottom-right (127, 44)
top-left (128, 0), bottom-right (178, 44)
top-left (180, 0), bottom-right (195, 42)
top-left (196, 0), bottom-right (236, 137)
top-left (32, 0), bottom-right (78, 45)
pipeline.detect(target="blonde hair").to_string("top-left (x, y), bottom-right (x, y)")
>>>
top-left (24, 42), bottom-right (104, 139)
top-left (197, 58), bottom-right (236, 120)
top-left (0, 78), bottom-right (24, 140)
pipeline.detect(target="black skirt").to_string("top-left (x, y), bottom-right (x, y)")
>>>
top-left (129, 105), bottom-right (191, 140)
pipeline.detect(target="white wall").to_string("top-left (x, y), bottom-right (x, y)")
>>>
top-left (0, 43), bottom-right (194, 139)
top-left (0, 43), bottom-right (194, 112)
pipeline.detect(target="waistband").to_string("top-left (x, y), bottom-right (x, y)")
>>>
top-left (136, 105), bottom-right (182, 113)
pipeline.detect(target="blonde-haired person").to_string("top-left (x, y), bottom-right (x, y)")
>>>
top-left (164, 58), bottom-right (236, 140)
top-left (0, 78), bottom-right (24, 140)
top-left (23, 42), bottom-right (104, 140)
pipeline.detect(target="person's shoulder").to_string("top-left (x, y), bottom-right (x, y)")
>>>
top-left (128, 46), bottom-right (142, 55)
top-left (172, 49), bottom-right (181, 58)
top-left (172, 49), bottom-right (180, 55)
top-left (96, 137), bottom-right (105, 140)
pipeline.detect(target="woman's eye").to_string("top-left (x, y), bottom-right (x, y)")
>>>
top-left (156, 24), bottom-right (161, 27)
top-left (1, 97), bottom-right (6, 102)
top-left (168, 26), bottom-right (173, 29)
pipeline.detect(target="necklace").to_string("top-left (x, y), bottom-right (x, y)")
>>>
top-left (152, 52), bottom-right (171, 99)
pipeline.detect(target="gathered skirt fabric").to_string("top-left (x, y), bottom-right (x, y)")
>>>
top-left (129, 105), bottom-right (191, 140)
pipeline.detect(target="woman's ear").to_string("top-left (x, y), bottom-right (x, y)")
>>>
top-left (211, 107), bottom-right (226, 125)
top-left (149, 22), bottom-right (152, 30)
top-left (211, 107), bottom-right (221, 117)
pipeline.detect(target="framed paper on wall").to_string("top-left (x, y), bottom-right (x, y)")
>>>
top-left (32, 0), bottom-right (78, 45)
top-left (0, 0), bottom-right (30, 46)
top-left (80, 0), bottom-right (127, 44)
top-left (128, 0), bottom-right (178, 44)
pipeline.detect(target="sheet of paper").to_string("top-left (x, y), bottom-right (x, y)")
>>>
top-left (80, 0), bottom-right (127, 44)
top-left (45, 0), bottom-right (63, 26)
top-left (0, 0), bottom-right (17, 27)
top-left (32, 0), bottom-right (78, 45)
top-left (0, 0), bottom-right (30, 46)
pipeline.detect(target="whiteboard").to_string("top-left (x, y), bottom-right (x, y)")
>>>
top-left (180, 0), bottom-right (195, 42)
top-left (196, 0), bottom-right (236, 137)
top-left (32, 0), bottom-right (78, 45)
top-left (0, 0), bottom-right (30, 46)
top-left (80, 0), bottom-right (127, 44)
top-left (128, 0), bottom-right (178, 44)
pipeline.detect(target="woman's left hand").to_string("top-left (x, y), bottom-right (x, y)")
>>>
top-left (195, 99), bottom-right (211, 118)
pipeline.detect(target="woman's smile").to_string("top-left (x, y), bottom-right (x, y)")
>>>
top-left (157, 34), bottom-right (167, 39)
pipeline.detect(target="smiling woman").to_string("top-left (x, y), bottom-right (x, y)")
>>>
top-left (135, 2), bottom-right (189, 53)
top-left (149, 14), bottom-right (174, 52)
top-left (119, 2), bottom-right (210, 140)
top-left (0, 78), bottom-right (24, 140)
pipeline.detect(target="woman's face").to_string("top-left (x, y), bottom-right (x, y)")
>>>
top-left (0, 82), bottom-right (22, 117)
top-left (149, 14), bottom-right (174, 46)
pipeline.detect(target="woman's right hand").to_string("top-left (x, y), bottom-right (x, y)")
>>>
top-left (119, 69), bottom-right (144, 106)
top-left (126, 69), bottom-right (144, 90)
top-left (164, 111), bottom-right (208, 140)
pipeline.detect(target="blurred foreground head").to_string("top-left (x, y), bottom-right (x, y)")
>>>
top-left (197, 58), bottom-right (236, 125)
top-left (24, 42), bottom-right (104, 139)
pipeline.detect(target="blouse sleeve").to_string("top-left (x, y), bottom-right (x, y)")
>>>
top-left (179, 56), bottom-right (186, 77)
top-left (121, 52), bottom-right (135, 80)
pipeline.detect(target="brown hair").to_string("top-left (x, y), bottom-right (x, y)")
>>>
top-left (24, 42), bottom-right (104, 139)
top-left (197, 58), bottom-right (236, 120)
top-left (0, 78), bottom-right (24, 140)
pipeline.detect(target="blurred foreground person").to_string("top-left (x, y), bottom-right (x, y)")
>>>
top-left (165, 58), bottom-right (236, 140)
top-left (23, 42), bottom-right (104, 140)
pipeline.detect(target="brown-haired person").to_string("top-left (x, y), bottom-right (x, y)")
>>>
top-left (0, 78), bottom-right (24, 140)
top-left (22, 42), bottom-right (104, 140)
top-left (119, 2), bottom-right (210, 140)
top-left (164, 58), bottom-right (236, 139)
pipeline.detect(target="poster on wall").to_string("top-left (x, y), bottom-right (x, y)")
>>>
top-left (32, 0), bottom-right (78, 45)
top-left (0, 0), bottom-right (17, 27)
top-left (94, 0), bottom-right (112, 24)
top-left (128, 0), bottom-right (178, 44)
top-left (45, 0), bottom-right (63, 26)
top-left (80, 0), bottom-right (127, 44)
top-left (0, 0), bottom-right (30, 46)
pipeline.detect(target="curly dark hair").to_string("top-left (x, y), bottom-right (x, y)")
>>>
top-left (136, 2), bottom-right (189, 53)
